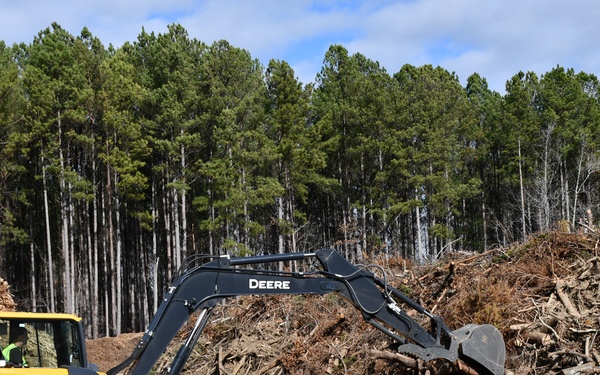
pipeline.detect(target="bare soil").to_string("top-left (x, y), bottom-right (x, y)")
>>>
top-left (86, 332), bottom-right (144, 372)
top-left (6, 229), bottom-right (600, 374)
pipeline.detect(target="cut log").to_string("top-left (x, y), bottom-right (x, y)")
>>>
top-left (555, 279), bottom-right (582, 318)
top-left (369, 349), bottom-right (418, 369)
top-left (559, 362), bottom-right (597, 375)
top-left (521, 331), bottom-right (554, 346)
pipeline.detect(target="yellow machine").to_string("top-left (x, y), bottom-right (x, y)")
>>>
top-left (0, 312), bottom-right (103, 375)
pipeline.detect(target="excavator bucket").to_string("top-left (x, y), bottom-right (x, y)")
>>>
top-left (452, 324), bottom-right (506, 375)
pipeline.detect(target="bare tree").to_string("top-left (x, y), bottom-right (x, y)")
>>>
top-left (570, 138), bottom-right (600, 227)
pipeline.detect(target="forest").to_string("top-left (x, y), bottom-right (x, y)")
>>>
top-left (0, 22), bottom-right (599, 339)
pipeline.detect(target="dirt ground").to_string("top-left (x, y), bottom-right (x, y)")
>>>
top-left (86, 332), bottom-right (144, 372)
top-left (5, 229), bottom-right (600, 374)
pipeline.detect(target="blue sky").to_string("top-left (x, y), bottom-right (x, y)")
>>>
top-left (2, 0), bottom-right (599, 93)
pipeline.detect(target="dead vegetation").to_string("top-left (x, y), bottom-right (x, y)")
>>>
top-left (0, 277), bottom-right (16, 312)
top-left (26, 230), bottom-right (600, 373)
top-left (419, 230), bottom-right (600, 374)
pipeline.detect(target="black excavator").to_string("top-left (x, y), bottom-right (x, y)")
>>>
top-left (107, 249), bottom-right (506, 375)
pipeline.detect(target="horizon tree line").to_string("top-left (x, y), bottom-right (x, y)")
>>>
top-left (0, 23), bottom-right (598, 338)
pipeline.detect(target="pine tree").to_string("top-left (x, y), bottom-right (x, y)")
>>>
top-left (395, 64), bottom-right (480, 259)
top-left (196, 40), bottom-right (271, 256)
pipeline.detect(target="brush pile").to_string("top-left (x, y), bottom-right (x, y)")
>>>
top-left (0, 277), bottom-right (16, 312)
top-left (88, 229), bottom-right (600, 374)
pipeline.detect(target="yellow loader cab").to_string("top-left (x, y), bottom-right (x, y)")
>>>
top-left (0, 312), bottom-right (103, 375)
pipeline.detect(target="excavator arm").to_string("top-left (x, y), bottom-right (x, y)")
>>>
top-left (107, 249), bottom-right (505, 375)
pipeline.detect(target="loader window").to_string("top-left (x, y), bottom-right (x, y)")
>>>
top-left (0, 318), bottom-right (84, 368)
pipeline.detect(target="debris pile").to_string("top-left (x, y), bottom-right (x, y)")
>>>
top-left (413, 230), bottom-right (600, 374)
top-left (0, 277), bottom-right (16, 312)
top-left (499, 232), bottom-right (600, 374)
top-left (168, 294), bottom-right (389, 374)
top-left (88, 230), bottom-right (600, 374)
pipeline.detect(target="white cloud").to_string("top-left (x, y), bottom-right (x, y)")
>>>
top-left (340, 0), bottom-right (600, 91)
top-left (178, 1), bottom-right (357, 54)
top-left (2, 0), bottom-right (600, 92)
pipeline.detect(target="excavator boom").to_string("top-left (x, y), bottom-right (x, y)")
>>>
top-left (108, 249), bottom-right (505, 375)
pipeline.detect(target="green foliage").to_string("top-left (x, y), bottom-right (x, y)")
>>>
top-left (221, 238), bottom-right (254, 257)
top-left (0, 209), bottom-right (29, 245)
top-left (2, 23), bottom-right (600, 334)
top-left (394, 283), bottom-right (412, 296)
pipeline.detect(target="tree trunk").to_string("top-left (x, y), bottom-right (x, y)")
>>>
top-left (539, 125), bottom-right (553, 230)
top-left (518, 138), bottom-right (527, 238)
top-left (29, 237), bottom-right (37, 312)
top-left (359, 154), bottom-right (366, 261)
top-left (287, 174), bottom-right (297, 254)
top-left (482, 198), bottom-right (487, 250)
top-left (163, 178), bottom-right (173, 281)
top-left (68, 196), bottom-right (75, 313)
top-left (107, 163), bottom-right (118, 335)
top-left (378, 148), bottom-right (388, 254)
top-left (564, 163), bottom-right (570, 223)
top-left (92, 156), bottom-right (99, 338)
top-left (139, 229), bottom-right (149, 330)
top-left (278, 196), bottom-right (284, 255)
top-left (208, 181), bottom-right (215, 255)
top-left (242, 166), bottom-right (249, 252)
top-left (114, 169), bottom-right (122, 336)
top-left (58, 113), bottom-right (73, 313)
top-left (101, 185), bottom-right (109, 336)
top-left (571, 143), bottom-right (585, 227)
top-left (415, 191), bottom-right (424, 262)
top-left (152, 182), bottom-right (159, 313)
top-left (180, 139), bottom-right (188, 262)
top-left (42, 156), bottom-right (56, 312)
top-left (129, 247), bottom-right (135, 332)
top-left (84, 200), bottom-right (93, 338)
top-left (173, 186), bottom-right (181, 271)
